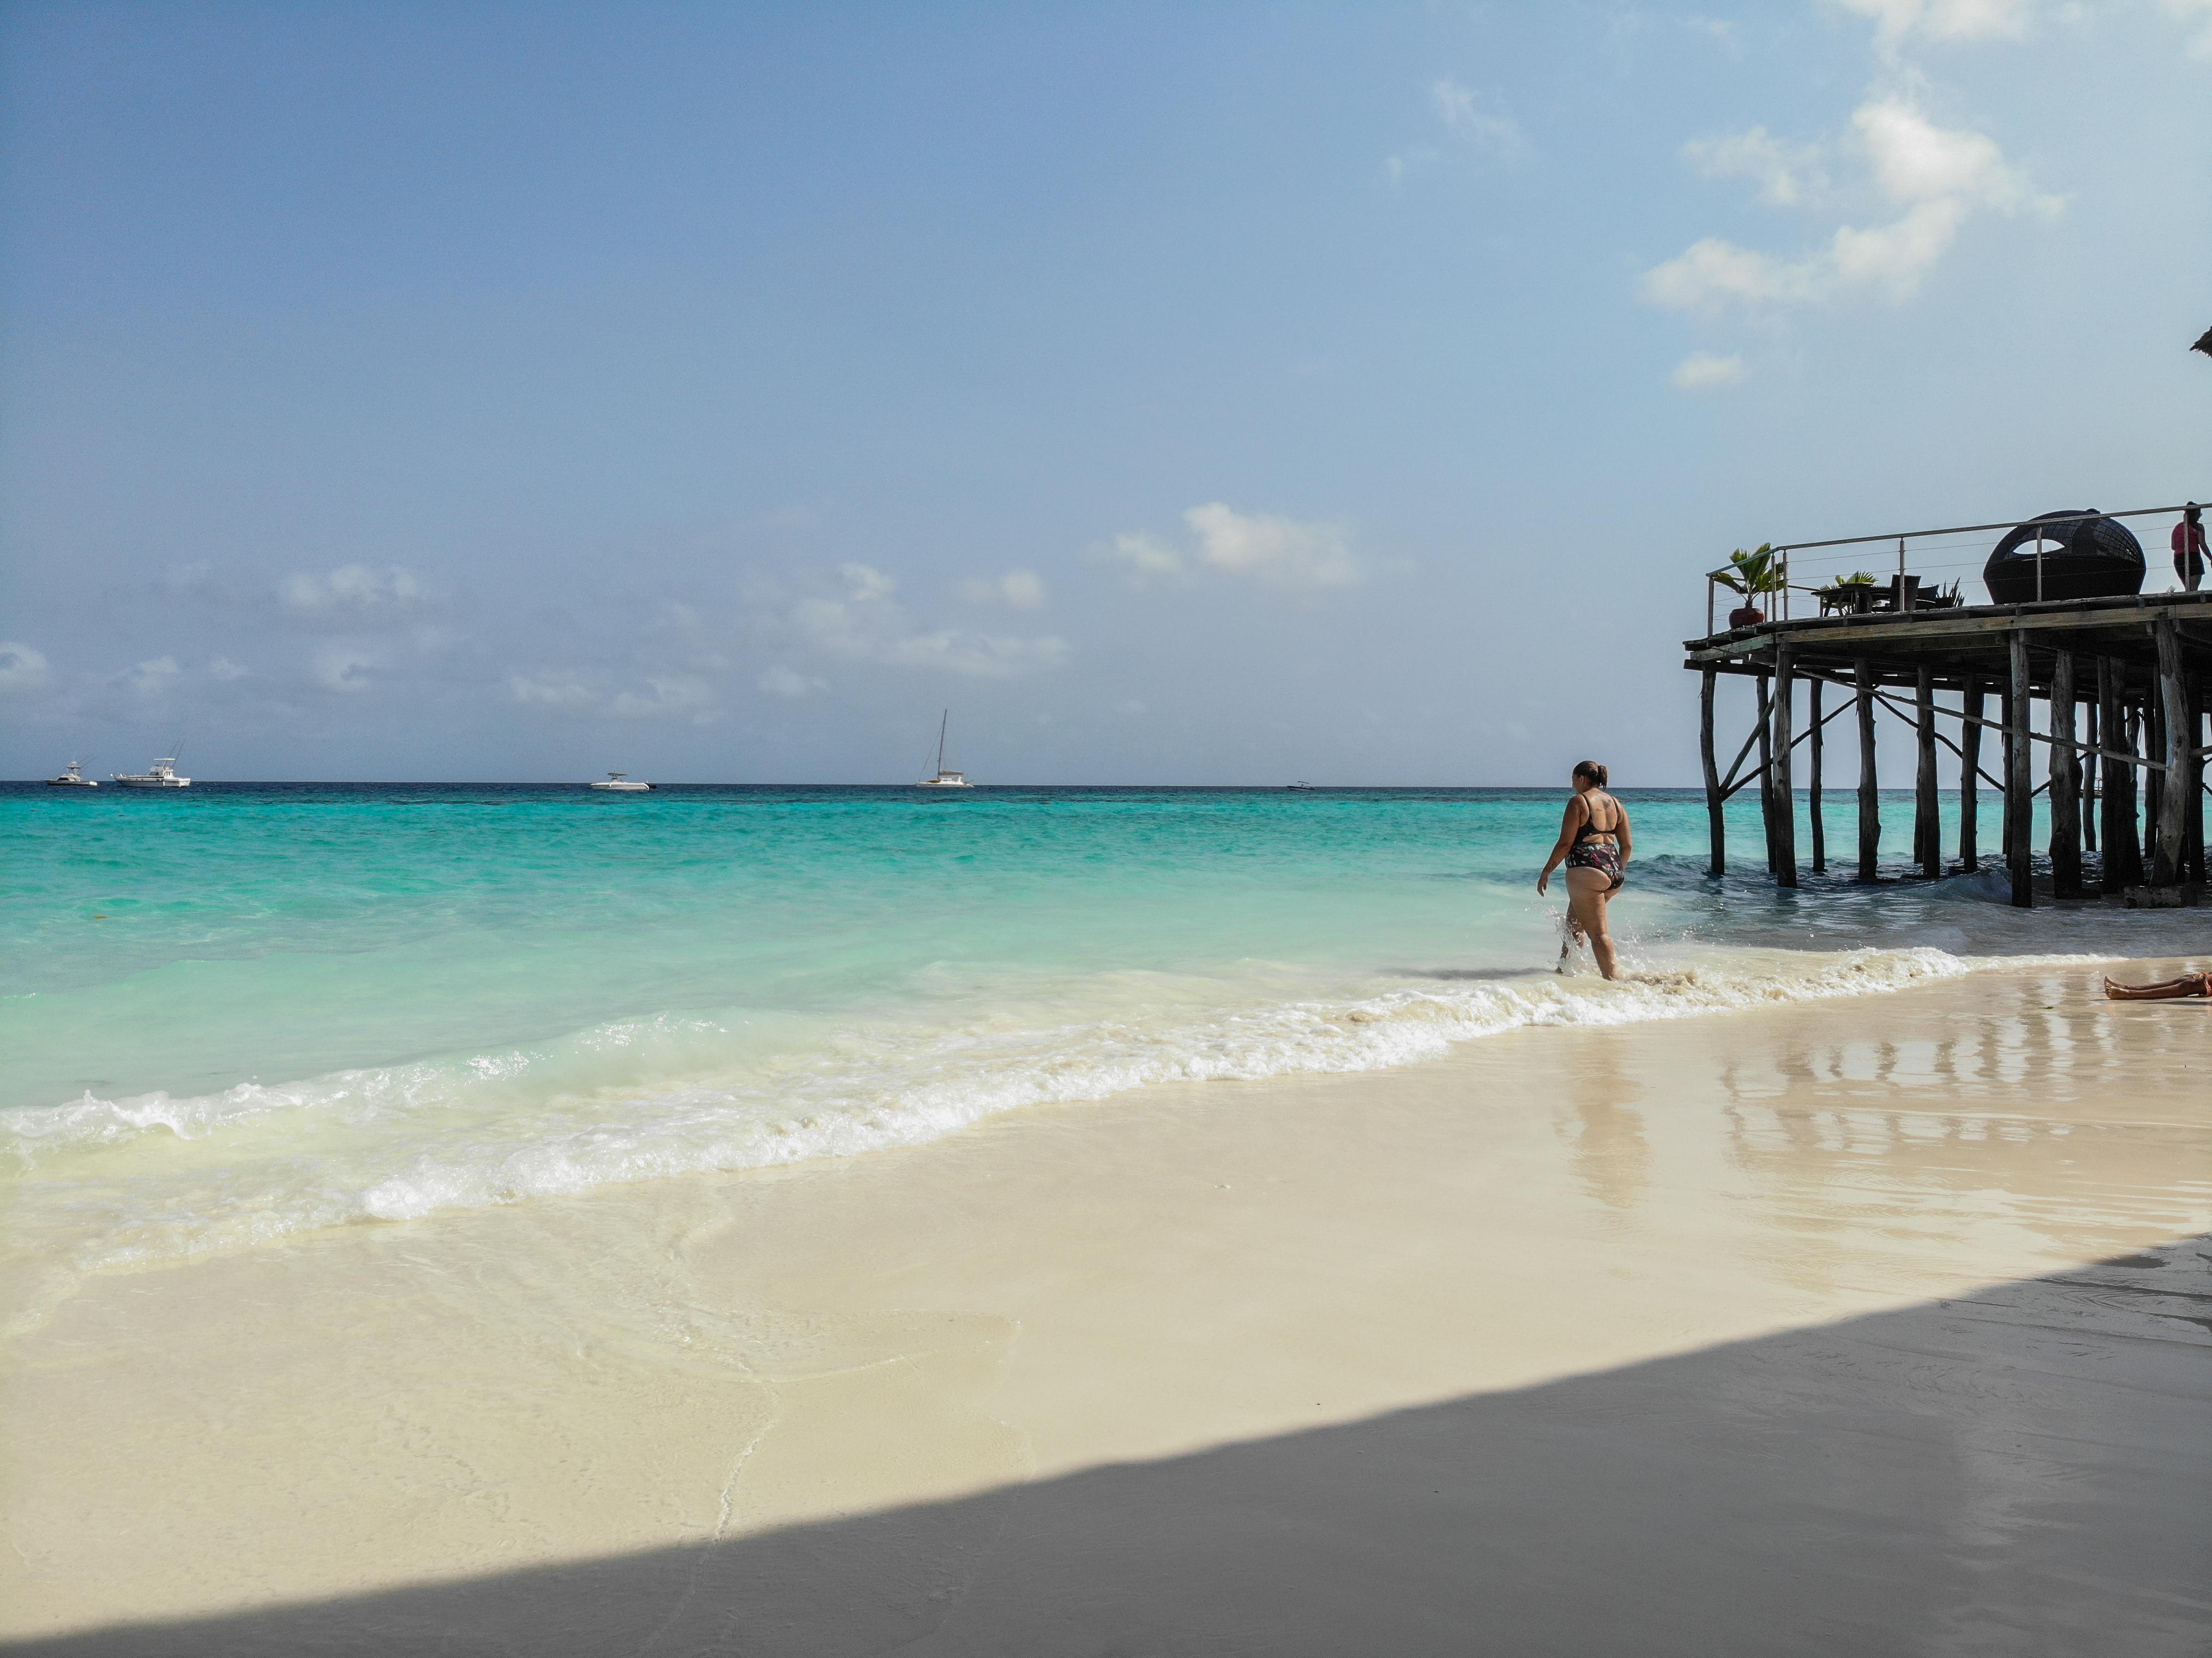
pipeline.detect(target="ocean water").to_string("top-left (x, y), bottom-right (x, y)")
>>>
top-left (1, 782), bottom-right (2178, 1275)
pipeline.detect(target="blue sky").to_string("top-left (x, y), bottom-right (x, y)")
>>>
top-left (3, 0), bottom-right (2208, 783)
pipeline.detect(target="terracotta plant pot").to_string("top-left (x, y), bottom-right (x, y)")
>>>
top-left (1728, 605), bottom-right (1766, 629)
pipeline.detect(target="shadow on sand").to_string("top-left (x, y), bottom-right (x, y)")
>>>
top-left (16, 1240), bottom-right (2209, 1657)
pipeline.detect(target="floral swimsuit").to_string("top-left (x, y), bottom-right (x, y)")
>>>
top-left (1564, 794), bottom-right (1625, 891)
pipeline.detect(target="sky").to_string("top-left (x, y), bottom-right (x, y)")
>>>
top-left (3, 0), bottom-right (2208, 785)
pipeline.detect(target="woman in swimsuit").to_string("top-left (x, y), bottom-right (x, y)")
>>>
top-left (1537, 760), bottom-right (1631, 981)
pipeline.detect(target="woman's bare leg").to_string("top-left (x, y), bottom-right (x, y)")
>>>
top-left (1565, 868), bottom-right (1618, 980)
top-left (2102, 972), bottom-right (2211, 1001)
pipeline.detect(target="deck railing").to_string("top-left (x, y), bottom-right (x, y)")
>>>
top-left (1702, 502), bottom-right (2205, 637)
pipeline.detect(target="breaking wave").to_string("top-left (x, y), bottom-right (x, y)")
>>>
top-left (2, 944), bottom-right (2101, 1270)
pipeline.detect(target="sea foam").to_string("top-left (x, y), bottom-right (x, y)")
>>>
top-left (4, 944), bottom-right (2100, 1270)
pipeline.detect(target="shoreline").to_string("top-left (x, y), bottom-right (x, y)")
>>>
top-left (5, 958), bottom-right (2209, 1651)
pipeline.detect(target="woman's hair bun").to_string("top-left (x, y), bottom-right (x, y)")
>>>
top-left (1573, 760), bottom-right (1609, 788)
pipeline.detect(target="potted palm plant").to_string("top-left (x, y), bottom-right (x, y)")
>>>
top-left (1715, 543), bottom-right (1785, 628)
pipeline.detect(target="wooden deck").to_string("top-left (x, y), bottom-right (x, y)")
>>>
top-left (1682, 591), bottom-right (2212, 906)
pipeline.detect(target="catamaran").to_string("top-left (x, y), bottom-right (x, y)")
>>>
top-left (915, 711), bottom-right (975, 789)
top-left (46, 760), bottom-right (98, 788)
top-left (589, 772), bottom-right (653, 791)
top-left (112, 756), bottom-right (190, 789)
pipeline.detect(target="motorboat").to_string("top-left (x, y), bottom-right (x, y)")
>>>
top-left (590, 772), bottom-right (653, 791)
top-left (1287, 781), bottom-right (1314, 790)
top-left (112, 757), bottom-right (190, 788)
top-left (915, 711), bottom-right (975, 789)
top-left (46, 760), bottom-right (98, 788)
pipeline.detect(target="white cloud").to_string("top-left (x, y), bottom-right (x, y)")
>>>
top-left (1672, 352), bottom-right (1748, 391)
top-left (1831, 0), bottom-right (2034, 51)
top-left (1643, 238), bottom-right (1808, 311)
top-left (610, 675), bottom-right (714, 720)
top-left (1853, 98), bottom-right (2052, 212)
top-left (784, 564), bottom-right (1069, 679)
top-left (1684, 127), bottom-right (1825, 206)
top-left (509, 672), bottom-right (597, 708)
top-left (507, 669), bottom-right (721, 719)
top-left (115, 656), bottom-right (182, 696)
top-left (283, 563), bottom-right (423, 614)
top-left (1186, 503), bottom-right (1362, 588)
top-left (1430, 80), bottom-right (1527, 161)
top-left (758, 664), bottom-right (825, 697)
top-left (2168, 0), bottom-right (2212, 57)
top-left (1092, 531), bottom-right (1191, 588)
top-left (0, 641), bottom-right (50, 693)
top-left (960, 569), bottom-right (1047, 609)
top-left (838, 563), bottom-right (897, 603)
top-left (1827, 196), bottom-right (1966, 298)
top-left (1643, 96), bottom-right (2057, 315)
top-left (312, 645), bottom-right (380, 693)
top-left (208, 656), bottom-right (250, 681)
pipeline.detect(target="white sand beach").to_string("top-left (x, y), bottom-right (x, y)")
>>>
top-left (5, 959), bottom-right (2208, 1655)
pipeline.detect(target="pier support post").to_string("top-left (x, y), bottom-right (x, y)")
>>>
top-left (1958, 679), bottom-right (1982, 871)
top-left (2187, 677), bottom-right (2205, 886)
top-left (2000, 682), bottom-right (2018, 877)
top-left (2121, 699), bottom-right (2145, 889)
top-left (2048, 650), bottom-right (2081, 898)
top-left (2082, 697), bottom-right (2098, 856)
top-left (1808, 678), bottom-right (1825, 874)
top-left (1855, 658), bottom-right (1879, 882)
top-left (1771, 645), bottom-right (1798, 887)
top-left (2154, 618), bottom-right (2189, 886)
top-left (1699, 669), bottom-right (1724, 878)
top-left (2007, 629), bottom-right (2034, 908)
top-left (2144, 692), bottom-right (2165, 869)
top-left (1756, 671), bottom-right (1776, 875)
top-left (1913, 666), bottom-right (1939, 879)
top-left (2098, 658), bottom-right (2136, 893)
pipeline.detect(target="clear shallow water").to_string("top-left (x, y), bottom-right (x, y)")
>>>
top-left (1, 783), bottom-right (2181, 1271)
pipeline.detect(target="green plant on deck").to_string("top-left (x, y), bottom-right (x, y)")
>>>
top-left (1714, 543), bottom-right (1786, 597)
top-left (1837, 569), bottom-right (1878, 586)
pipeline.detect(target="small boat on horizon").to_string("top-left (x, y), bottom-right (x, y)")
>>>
top-left (590, 772), bottom-right (653, 791)
top-left (112, 756), bottom-right (190, 789)
top-left (46, 760), bottom-right (98, 788)
top-left (915, 711), bottom-right (975, 789)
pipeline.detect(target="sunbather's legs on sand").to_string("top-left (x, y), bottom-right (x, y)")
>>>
top-left (2103, 971), bottom-right (2211, 1001)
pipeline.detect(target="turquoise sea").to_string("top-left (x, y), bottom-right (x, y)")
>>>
top-left (2, 783), bottom-right (2166, 1273)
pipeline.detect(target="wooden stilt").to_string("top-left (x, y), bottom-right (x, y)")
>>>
top-left (1756, 671), bottom-right (1775, 876)
top-left (1958, 678), bottom-right (1981, 870)
top-left (2000, 682), bottom-right (2018, 875)
top-left (2099, 658), bottom-right (2131, 892)
top-left (2154, 618), bottom-right (2189, 886)
top-left (1772, 645), bottom-right (1798, 888)
top-left (2007, 629), bottom-right (2034, 908)
top-left (1914, 665), bottom-right (1939, 879)
top-left (2187, 677), bottom-right (2205, 886)
top-left (2048, 650), bottom-right (2081, 898)
top-left (1855, 657), bottom-right (1879, 882)
top-left (1700, 669), bottom-right (1724, 878)
top-left (2082, 696), bottom-right (2098, 856)
top-left (2119, 700), bottom-right (2144, 888)
top-left (1808, 678), bottom-right (1825, 874)
top-left (2144, 693), bottom-right (2165, 874)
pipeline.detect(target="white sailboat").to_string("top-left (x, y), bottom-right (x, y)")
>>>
top-left (914, 711), bottom-right (975, 789)
top-left (589, 772), bottom-right (653, 791)
top-left (46, 760), bottom-right (98, 788)
top-left (112, 756), bottom-right (190, 789)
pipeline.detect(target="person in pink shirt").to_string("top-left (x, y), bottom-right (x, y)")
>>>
top-left (2174, 503), bottom-right (2205, 591)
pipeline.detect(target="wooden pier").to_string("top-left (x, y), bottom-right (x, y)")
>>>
top-left (1685, 590), bottom-right (2212, 906)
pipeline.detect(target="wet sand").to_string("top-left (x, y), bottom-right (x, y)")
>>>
top-left (4, 960), bottom-right (2209, 1655)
